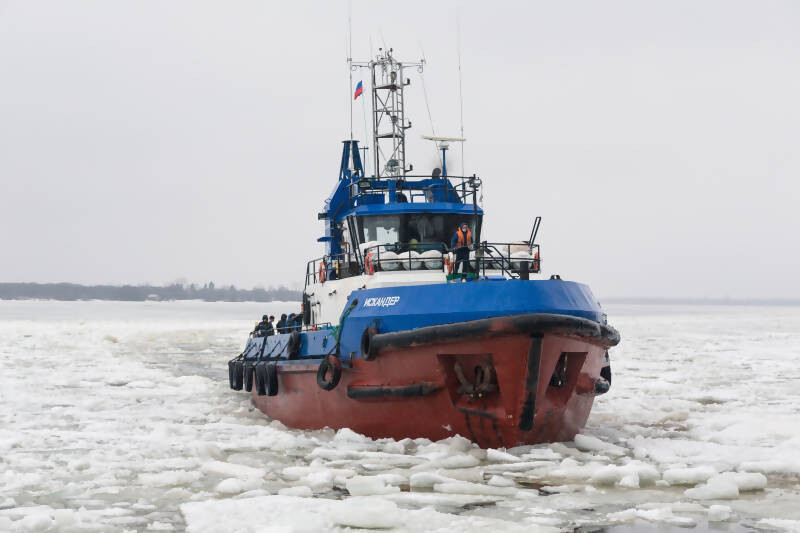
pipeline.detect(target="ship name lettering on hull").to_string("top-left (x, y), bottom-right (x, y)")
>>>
top-left (363, 296), bottom-right (401, 308)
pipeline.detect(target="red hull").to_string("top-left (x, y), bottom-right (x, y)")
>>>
top-left (249, 324), bottom-right (613, 448)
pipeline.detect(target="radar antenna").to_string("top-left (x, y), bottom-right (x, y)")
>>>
top-left (421, 135), bottom-right (466, 178)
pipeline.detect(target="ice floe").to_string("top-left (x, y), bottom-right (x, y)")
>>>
top-left (1, 300), bottom-right (799, 531)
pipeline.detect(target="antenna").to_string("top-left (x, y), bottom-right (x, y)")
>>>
top-left (456, 10), bottom-right (465, 175)
top-left (418, 43), bottom-right (440, 163)
top-left (347, 1), bottom-right (353, 141)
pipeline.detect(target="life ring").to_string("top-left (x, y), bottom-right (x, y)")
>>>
top-left (318, 261), bottom-right (326, 283)
top-left (316, 355), bottom-right (342, 391)
top-left (265, 363), bottom-right (279, 396)
top-left (365, 252), bottom-right (374, 275)
top-left (446, 254), bottom-right (454, 274)
top-left (533, 251), bottom-right (540, 273)
top-left (360, 327), bottom-right (377, 361)
top-left (287, 331), bottom-right (302, 359)
top-left (254, 362), bottom-right (267, 396)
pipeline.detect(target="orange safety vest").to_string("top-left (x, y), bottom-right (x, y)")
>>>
top-left (456, 228), bottom-right (472, 247)
top-left (365, 252), bottom-right (374, 275)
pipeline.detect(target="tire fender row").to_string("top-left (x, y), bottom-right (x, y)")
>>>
top-left (228, 322), bottom-right (380, 396)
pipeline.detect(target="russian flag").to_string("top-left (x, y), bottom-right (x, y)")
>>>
top-left (354, 80), bottom-right (363, 100)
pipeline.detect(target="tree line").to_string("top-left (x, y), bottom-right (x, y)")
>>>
top-left (0, 282), bottom-right (301, 302)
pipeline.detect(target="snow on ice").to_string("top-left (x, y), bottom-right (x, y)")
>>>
top-left (1, 300), bottom-right (799, 532)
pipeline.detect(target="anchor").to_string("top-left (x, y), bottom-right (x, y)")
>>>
top-left (454, 361), bottom-right (498, 399)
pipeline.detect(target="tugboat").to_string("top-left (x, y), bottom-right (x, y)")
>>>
top-left (228, 49), bottom-right (619, 448)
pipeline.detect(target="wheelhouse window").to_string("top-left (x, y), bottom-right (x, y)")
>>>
top-left (360, 215), bottom-right (400, 244)
top-left (358, 214), bottom-right (481, 251)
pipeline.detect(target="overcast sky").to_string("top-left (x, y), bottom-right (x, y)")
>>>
top-left (1, 0), bottom-right (798, 299)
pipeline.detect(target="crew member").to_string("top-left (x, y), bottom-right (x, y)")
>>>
top-left (276, 313), bottom-right (288, 334)
top-left (253, 315), bottom-right (273, 337)
top-left (287, 312), bottom-right (303, 332)
top-left (450, 222), bottom-right (473, 278)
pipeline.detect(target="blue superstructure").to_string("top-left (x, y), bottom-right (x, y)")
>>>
top-left (320, 138), bottom-right (484, 261)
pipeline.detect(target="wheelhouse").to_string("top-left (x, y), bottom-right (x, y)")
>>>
top-left (356, 211), bottom-right (481, 253)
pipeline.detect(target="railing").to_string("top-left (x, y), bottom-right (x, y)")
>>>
top-left (250, 322), bottom-right (333, 339)
top-left (305, 241), bottom-right (540, 286)
top-left (349, 175), bottom-right (482, 205)
top-left (358, 241), bottom-right (541, 278)
top-left (478, 242), bottom-right (541, 279)
top-left (362, 242), bottom-right (448, 273)
top-left (276, 322), bottom-right (332, 334)
top-left (305, 253), bottom-right (361, 287)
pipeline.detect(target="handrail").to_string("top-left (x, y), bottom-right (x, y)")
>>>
top-left (362, 241), bottom-right (540, 277)
top-left (480, 244), bottom-right (516, 278)
top-left (304, 253), bottom-right (357, 288)
top-left (251, 322), bottom-right (334, 339)
top-left (305, 242), bottom-right (540, 285)
top-left (362, 242), bottom-right (447, 273)
top-left (479, 242), bottom-right (541, 278)
top-left (274, 322), bottom-right (333, 334)
top-left (349, 175), bottom-right (481, 205)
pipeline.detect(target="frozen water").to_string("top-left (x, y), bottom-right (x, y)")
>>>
top-left (1, 300), bottom-right (799, 532)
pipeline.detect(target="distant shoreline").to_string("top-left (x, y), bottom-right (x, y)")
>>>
top-left (603, 297), bottom-right (800, 307)
top-left (1, 283), bottom-right (796, 307)
top-left (0, 282), bottom-right (302, 303)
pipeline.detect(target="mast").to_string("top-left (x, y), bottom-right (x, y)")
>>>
top-left (354, 49), bottom-right (424, 179)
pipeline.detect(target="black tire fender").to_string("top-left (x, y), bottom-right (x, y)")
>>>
top-left (228, 359), bottom-right (238, 390)
top-left (255, 362), bottom-right (268, 396)
top-left (316, 355), bottom-right (342, 391)
top-left (233, 360), bottom-right (244, 390)
top-left (360, 327), bottom-right (377, 361)
top-left (600, 351), bottom-right (612, 385)
top-left (287, 331), bottom-right (302, 359)
top-left (265, 363), bottom-right (279, 397)
top-left (243, 361), bottom-right (255, 392)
